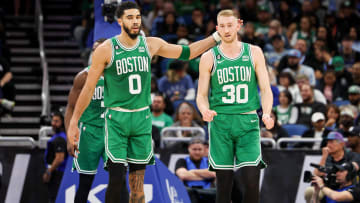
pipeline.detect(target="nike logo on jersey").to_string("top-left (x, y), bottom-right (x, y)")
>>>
top-left (146, 115), bottom-right (150, 119)
top-left (218, 60), bottom-right (224, 64)
top-left (116, 51), bottom-right (124, 55)
top-left (251, 120), bottom-right (257, 123)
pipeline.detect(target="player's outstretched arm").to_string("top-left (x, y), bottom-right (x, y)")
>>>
top-left (196, 51), bottom-right (217, 122)
top-left (252, 45), bottom-right (274, 129)
top-left (146, 34), bottom-right (217, 60)
top-left (67, 41), bottom-right (110, 155)
top-left (64, 70), bottom-right (87, 156)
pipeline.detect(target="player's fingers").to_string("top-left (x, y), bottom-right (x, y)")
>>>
top-left (211, 110), bottom-right (217, 116)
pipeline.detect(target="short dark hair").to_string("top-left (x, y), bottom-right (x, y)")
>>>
top-left (115, 1), bottom-right (140, 18)
top-left (189, 138), bottom-right (205, 146)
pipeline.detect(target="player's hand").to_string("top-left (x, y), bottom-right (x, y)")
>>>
top-left (201, 109), bottom-right (217, 122)
top-left (262, 114), bottom-right (274, 129)
top-left (67, 121), bottom-right (80, 157)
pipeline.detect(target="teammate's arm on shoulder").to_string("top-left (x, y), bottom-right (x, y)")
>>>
top-left (146, 36), bottom-right (216, 60)
top-left (146, 37), bottom-right (182, 59)
top-left (65, 71), bottom-right (87, 130)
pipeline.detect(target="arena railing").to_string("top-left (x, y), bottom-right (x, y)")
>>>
top-left (0, 137), bottom-right (37, 149)
top-left (35, 0), bottom-right (51, 122)
top-left (160, 127), bottom-right (206, 148)
top-left (276, 137), bottom-right (348, 149)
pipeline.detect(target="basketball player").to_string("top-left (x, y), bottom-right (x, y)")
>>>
top-left (196, 10), bottom-right (274, 203)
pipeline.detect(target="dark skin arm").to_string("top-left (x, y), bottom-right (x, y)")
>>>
top-left (64, 70), bottom-right (87, 157)
top-left (43, 152), bottom-right (65, 183)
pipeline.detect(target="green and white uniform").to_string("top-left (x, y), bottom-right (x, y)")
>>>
top-left (208, 43), bottom-right (266, 170)
top-left (73, 67), bottom-right (107, 174)
top-left (104, 35), bottom-right (154, 165)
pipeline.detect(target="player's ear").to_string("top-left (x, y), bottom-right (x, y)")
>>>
top-left (117, 18), bottom-right (123, 27)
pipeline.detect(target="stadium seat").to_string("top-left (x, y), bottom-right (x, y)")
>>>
top-left (282, 124), bottom-right (309, 137)
top-left (333, 100), bottom-right (350, 107)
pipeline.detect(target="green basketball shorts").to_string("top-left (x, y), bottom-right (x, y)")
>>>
top-left (73, 123), bottom-right (107, 174)
top-left (104, 108), bottom-right (155, 165)
top-left (208, 113), bottom-right (266, 171)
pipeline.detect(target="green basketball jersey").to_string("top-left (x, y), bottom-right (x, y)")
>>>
top-left (104, 36), bottom-right (152, 109)
top-left (79, 67), bottom-right (105, 127)
top-left (209, 43), bottom-right (260, 114)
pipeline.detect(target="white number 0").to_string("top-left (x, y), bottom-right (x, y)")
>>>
top-left (222, 84), bottom-right (248, 104)
top-left (129, 74), bottom-right (141, 94)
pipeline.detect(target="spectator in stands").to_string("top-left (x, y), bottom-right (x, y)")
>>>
top-left (188, 8), bottom-right (206, 41)
top-left (283, 49), bottom-right (316, 87)
top-left (273, 90), bottom-right (297, 125)
top-left (142, 0), bottom-right (164, 30)
top-left (325, 104), bottom-right (340, 131)
top-left (277, 72), bottom-right (300, 104)
top-left (156, 12), bottom-right (179, 43)
top-left (265, 35), bottom-right (288, 68)
top-left (305, 132), bottom-right (360, 203)
top-left (311, 45), bottom-right (332, 80)
top-left (316, 26), bottom-right (337, 55)
top-left (330, 56), bottom-right (353, 96)
top-left (175, 138), bottom-right (216, 203)
top-left (348, 85), bottom-right (360, 112)
top-left (338, 108), bottom-right (356, 137)
top-left (151, 94), bottom-right (173, 132)
top-left (295, 74), bottom-right (327, 105)
top-left (254, 5), bottom-right (271, 40)
top-left (241, 22), bottom-right (265, 49)
top-left (338, 35), bottom-right (360, 69)
top-left (0, 56), bottom-right (15, 115)
top-left (295, 84), bottom-right (327, 127)
top-left (337, 0), bottom-right (360, 40)
top-left (163, 102), bottom-right (204, 151)
top-left (43, 112), bottom-right (68, 203)
top-left (164, 101), bottom-right (203, 138)
top-left (151, 1), bottom-right (185, 37)
top-left (316, 70), bottom-right (345, 103)
top-left (158, 60), bottom-right (195, 109)
top-left (349, 26), bottom-right (360, 52)
top-left (348, 127), bottom-right (360, 153)
top-left (311, 162), bottom-right (359, 203)
top-left (290, 16), bottom-right (316, 48)
top-left (265, 20), bottom-right (289, 49)
top-left (294, 39), bottom-right (311, 66)
top-left (297, 112), bottom-right (330, 149)
top-left (351, 63), bottom-right (360, 85)
top-left (238, 0), bottom-right (258, 22)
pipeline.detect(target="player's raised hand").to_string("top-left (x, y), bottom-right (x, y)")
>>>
top-left (201, 109), bottom-right (217, 122)
top-left (262, 114), bottom-right (274, 129)
top-left (67, 121), bottom-right (80, 157)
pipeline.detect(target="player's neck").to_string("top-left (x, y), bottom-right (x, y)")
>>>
top-left (219, 41), bottom-right (242, 57)
top-left (118, 33), bottom-right (138, 48)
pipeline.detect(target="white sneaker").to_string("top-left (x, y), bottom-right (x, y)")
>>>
top-left (1, 99), bottom-right (15, 111)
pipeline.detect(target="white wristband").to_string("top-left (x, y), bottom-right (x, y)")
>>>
top-left (262, 114), bottom-right (270, 119)
top-left (212, 32), bottom-right (221, 43)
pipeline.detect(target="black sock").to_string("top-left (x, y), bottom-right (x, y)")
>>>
top-left (215, 170), bottom-right (233, 203)
top-left (105, 160), bottom-right (129, 203)
top-left (74, 174), bottom-right (95, 203)
top-left (236, 165), bottom-right (261, 203)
